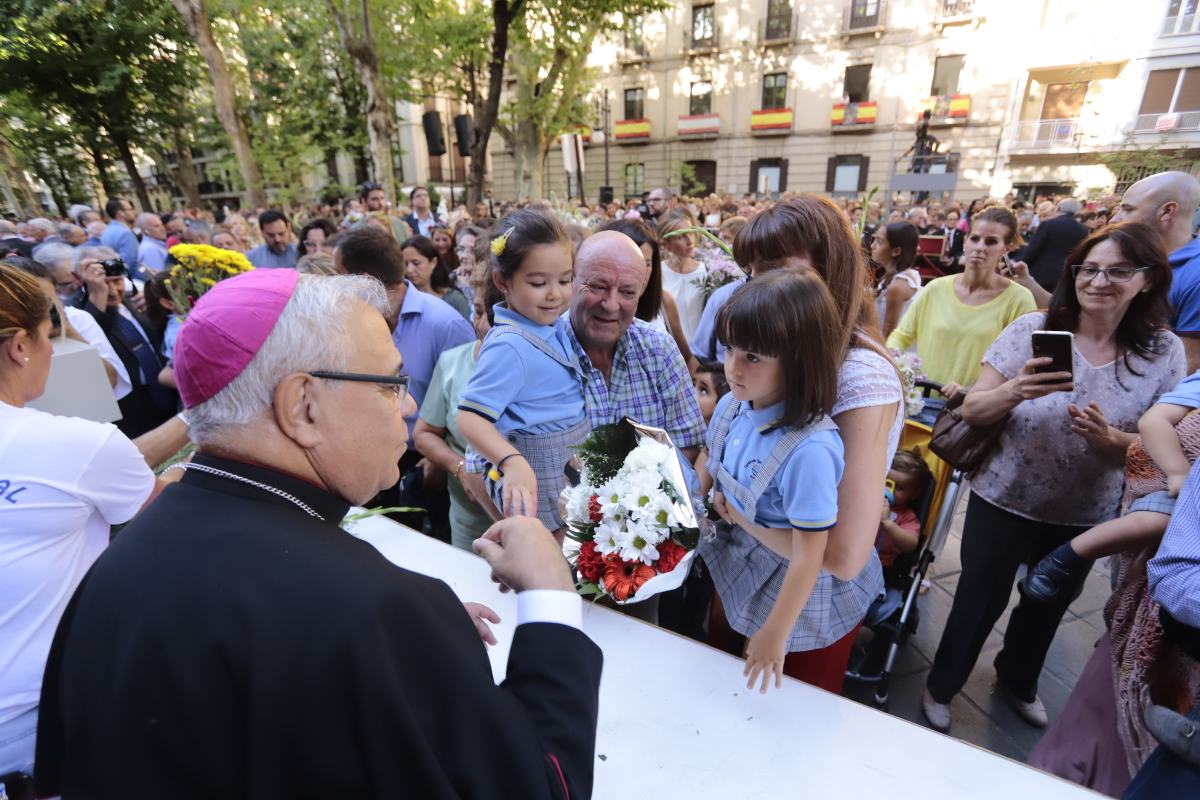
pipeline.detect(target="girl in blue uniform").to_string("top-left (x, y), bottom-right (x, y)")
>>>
top-left (457, 209), bottom-right (587, 536)
top-left (702, 269), bottom-right (883, 693)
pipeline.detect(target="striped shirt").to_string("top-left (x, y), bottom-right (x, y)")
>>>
top-left (1149, 457), bottom-right (1200, 628)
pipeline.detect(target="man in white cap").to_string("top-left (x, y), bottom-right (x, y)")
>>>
top-left (35, 269), bottom-right (603, 799)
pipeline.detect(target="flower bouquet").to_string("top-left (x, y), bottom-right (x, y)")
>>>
top-left (165, 243), bottom-right (254, 318)
top-left (562, 419), bottom-right (707, 604)
top-left (893, 351), bottom-right (927, 418)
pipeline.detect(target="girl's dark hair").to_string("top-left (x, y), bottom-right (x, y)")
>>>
top-left (599, 217), bottom-right (662, 322)
top-left (880, 221), bottom-right (920, 271)
top-left (732, 194), bottom-right (878, 351)
top-left (476, 272), bottom-right (505, 326)
top-left (716, 269), bottom-right (846, 427)
top-left (3, 255), bottom-right (49, 281)
top-left (1044, 221), bottom-right (1173, 382)
top-left (489, 208), bottom-right (571, 281)
top-left (891, 448), bottom-right (933, 498)
top-left (297, 218), bottom-right (336, 256)
top-left (142, 270), bottom-right (174, 330)
top-left (401, 235), bottom-right (453, 291)
top-left (971, 206), bottom-right (1023, 249)
top-left (695, 359), bottom-right (730, 399)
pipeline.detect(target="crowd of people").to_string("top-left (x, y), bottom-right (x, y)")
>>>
top-left (4, 170), bottom-right (1200, 798)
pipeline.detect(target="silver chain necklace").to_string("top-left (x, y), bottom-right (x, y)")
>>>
top-left (164, 462), bottom-right (326, 522)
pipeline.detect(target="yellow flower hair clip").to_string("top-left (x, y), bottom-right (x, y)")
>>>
top-left (490, 228), bottom-right (512, 257)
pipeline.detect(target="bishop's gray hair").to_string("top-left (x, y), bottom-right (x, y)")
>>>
top-left (186, 273), bottom-right (391, 445)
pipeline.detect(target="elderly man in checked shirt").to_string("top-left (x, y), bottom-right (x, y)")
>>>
top-left (1127, 459), bottom-right (1200, 797)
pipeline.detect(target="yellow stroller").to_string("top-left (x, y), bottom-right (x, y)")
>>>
top-left (845, 381), bottom-right (966, 708)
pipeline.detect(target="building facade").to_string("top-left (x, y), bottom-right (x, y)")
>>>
top-left (486, 0), bottom-right (1200, 204)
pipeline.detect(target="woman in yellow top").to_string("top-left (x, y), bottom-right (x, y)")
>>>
top-left (887, 206), bottom-right (1037, 398)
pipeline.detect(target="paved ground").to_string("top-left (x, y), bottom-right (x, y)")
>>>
top-left (843, 491), bottom-right (1112, 765)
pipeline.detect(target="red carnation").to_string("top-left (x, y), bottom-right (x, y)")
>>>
top-left (587, 494), bottom-right (603, 523)
top-left (577, 540), bottom-right (603, 584)
top-left (656, 540), bottom-right (688, 574)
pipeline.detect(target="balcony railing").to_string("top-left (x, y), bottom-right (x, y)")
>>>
top-left (614, 118), bottom-right (651, 142)
top-left (1011, 118), bottom-right (1080, 147)
top-left (758, 13), bottom-right (796, 44)
top-left (938, 0), bottom-right (975, 18)
top-left (845, 0), bottom-right (884, 33)
top-left (620, 38), bottom-right (649, 62)
top-left (677, 114), bottom-right (720, 138)
top-left (920, 94), bottom-right (971, 124)
top-left (1133, 110), bottom-right (1200, 133)
top-left (1163, 10), bottom-right (1200, 35)
top-left (750, 108), bottom-right (794, 134)
top-left (831, 101), bottom-right (878, 128)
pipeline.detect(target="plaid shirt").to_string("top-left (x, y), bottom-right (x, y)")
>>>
top-left (563, 317), bottom-right (706, 448)
top-left (466, 318), bottom-right (705, 472)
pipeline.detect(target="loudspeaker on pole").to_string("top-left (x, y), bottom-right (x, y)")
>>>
top-left (453, 114), bottom-right (472, 157)
top-left (423, 111), bottom-right (446, 157)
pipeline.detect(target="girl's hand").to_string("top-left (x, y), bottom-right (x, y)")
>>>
top-left (1005, 357), bottom-right (1073, 401)
top-left (1068, 402), bottom-right (1115, 448)
top-left (462, 602), bottom-right (501, 646)
top-left (1168, 471), bottom-right (1189, 498)
top-left (713, 491), bottom-right (733, 524)
top-left (500, 456), bottom-right (538, 518)
top-left (745, 624), bottom-right (788, 693)
top-left (881, 497), bottom-right (892, 523)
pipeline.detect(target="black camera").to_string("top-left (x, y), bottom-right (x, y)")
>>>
top-left (100, 258), bottom-right (127, 277)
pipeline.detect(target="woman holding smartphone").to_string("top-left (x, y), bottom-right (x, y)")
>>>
top-left (922, 222), bottom-right (1185, 734)
top-left (886, 207), bottom-right (1037, 401)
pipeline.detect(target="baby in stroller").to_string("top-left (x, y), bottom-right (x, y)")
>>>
top-left (876, 449), bottom-right (934, 578)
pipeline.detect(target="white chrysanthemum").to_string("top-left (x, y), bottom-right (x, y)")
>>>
top-left (564, 483), bottom-right (593, 522)
top-left (593, 520), bottom-right (622, 556)
top-left (634, 493), bottom-right (679, 533)
top-left (615, 519), bottom-right (662, 565)
top-left (623, 439), bottom-right (673, 473)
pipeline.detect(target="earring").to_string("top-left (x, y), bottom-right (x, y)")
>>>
top-left (23, 356), bottom-right (29, 362)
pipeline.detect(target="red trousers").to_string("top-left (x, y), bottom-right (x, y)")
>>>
top-left (708, 593), bottom-right (864, 694)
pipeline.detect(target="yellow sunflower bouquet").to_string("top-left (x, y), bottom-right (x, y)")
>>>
top-left (165, 244), bottom-right (254, 318)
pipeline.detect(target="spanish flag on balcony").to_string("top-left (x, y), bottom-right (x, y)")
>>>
top-left (947, 94), bottom-right (970, 118)
top-left (614, 119), bottom-right (651, 140)
top-left (751, 108), bottom-right (793, 131)
top-left (855, 102), bottom-right (877, 123)
top-left (832, 102), bottom-right (876, 125)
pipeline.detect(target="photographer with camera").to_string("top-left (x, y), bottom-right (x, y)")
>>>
top-left (75, 246), bottom-right (177, 437)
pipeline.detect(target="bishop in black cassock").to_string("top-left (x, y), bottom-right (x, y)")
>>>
top-left (34, 268), bottom-right (603, 799)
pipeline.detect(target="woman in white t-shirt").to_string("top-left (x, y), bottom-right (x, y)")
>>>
top-left (870, 220), bottom-right (922, 339)
top-left (657, 208), bottom-right (708, 340)
top-left (0, 261), bottom-right (158, 777)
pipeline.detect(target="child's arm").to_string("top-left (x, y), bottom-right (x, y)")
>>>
top-left (1138, 403), bottom-right (1194, 496)
top-left (878, 501), bottom-right (920, 553)
top-left (456, 411), bottom-right (538, 518)
top-left (745, 530), bottom-right (827, 694)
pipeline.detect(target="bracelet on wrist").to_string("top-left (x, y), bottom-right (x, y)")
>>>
top-left (487, 452), bottom-right (524, 481)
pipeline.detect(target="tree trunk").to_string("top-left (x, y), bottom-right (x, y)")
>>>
top-left (324, 149), bottom-right (340, 185)
top-left (172, 131), bottom-right (204, 209)
top-left (0, 128), bottom-right (40, 215)
top-left (112, 134), bottom-right (152, 210)
top-left (329, 0), bottom-right (395, 203)
top-left (89, 142), bottom-right (118, 197)
top-left (468, 0), bottom-right (525, 207)
top-left (171, 0), bottom-right (268, 209)
top-left (353, 147), bottom-right (370, 184)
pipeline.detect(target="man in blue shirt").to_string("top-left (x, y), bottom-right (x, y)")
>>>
top-left (1112, 171), bottom-right (1200, 372)
top-left (245, 210), bottom-right (298, 269)
top-left (135, 212), bottom-right (169, 277)
top-left (99, 197), bottom-right (140, 275)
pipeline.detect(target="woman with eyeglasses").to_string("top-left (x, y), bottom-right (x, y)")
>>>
top-left (922, 222), bottom-right (1186, 735)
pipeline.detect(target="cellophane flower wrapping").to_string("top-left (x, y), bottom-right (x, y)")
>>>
top-left (562, 419), bottom-right (707, 605)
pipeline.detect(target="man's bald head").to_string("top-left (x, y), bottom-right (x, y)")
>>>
top-left (1113, 170), bottom-right (1200, 251)
top-left (137, 212), bottom-right (166, 241)
top-left (576, 230), bottom-right (645, 277)
top-left (571, 231), bottom-right (650, 353)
